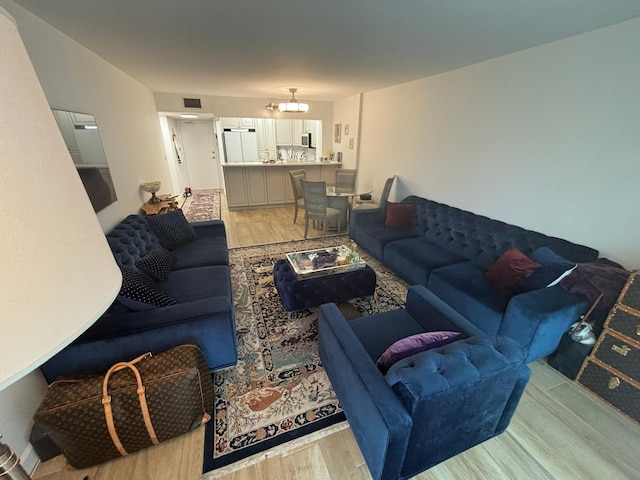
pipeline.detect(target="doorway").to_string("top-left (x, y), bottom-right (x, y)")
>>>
top-left (178, 120), bottom-right (222, 190)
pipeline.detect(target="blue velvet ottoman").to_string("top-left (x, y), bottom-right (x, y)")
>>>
top-left (273, 259), bottom-right (376, 311)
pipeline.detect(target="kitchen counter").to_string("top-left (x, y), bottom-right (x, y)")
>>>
top-left (222, 162), bottom-right (341, 209)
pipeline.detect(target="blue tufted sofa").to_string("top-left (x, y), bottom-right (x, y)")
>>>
top-left (349, 196), bottom-right (599, 362)
top-left (319, 286), bottom-right (531, 480)
top-left (40, 214), bottom-right (237, 382)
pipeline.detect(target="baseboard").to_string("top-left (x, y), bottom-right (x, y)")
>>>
top-left (20, 443), bottom-right (40, 475)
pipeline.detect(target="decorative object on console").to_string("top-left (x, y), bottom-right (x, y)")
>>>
top-left (141, 180), bottom-right (162, 203)
top-left (278, 88), bottom-right (309, 113)
top-left (0, 7), bottom-right (121, 478)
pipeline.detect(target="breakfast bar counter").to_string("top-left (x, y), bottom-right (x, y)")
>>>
top-left (222, 161), bottom-right (341, 209)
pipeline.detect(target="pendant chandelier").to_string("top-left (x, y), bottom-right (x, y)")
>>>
top-left (278, 88), bottom-right (309, 113)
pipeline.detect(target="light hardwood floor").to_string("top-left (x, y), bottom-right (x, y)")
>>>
top-left (34, 194), bottom-right (640, 480)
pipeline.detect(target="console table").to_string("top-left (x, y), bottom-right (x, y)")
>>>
top-left (140, 194), bottom-right (179, 215)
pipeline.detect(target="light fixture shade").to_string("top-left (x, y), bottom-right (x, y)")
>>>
top-left (278, 101), bottom-right (310, 113)
top-left (278, 88), bottom-right (310, 113)
top-left (0, 8), bottom-right (121, 390)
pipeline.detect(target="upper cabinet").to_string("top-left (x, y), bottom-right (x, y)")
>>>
top-left (222, 117), bottom-right (256, 129)
top-left (275, 119), bottom-right (293, 146)
top-left (276, 119), bottom-right (321, 148)
top-left (221, 117), bottom-right (323, 158)
top-left (256, 118), bottom-right (277, 161)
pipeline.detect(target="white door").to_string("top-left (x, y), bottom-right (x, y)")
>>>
top-left (179, 120), bottom-right (222, 190)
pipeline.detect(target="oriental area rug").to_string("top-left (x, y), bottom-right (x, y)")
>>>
top-left (183, 189), bottom-right (221, 222)
top-left (202, 235), bottom-right (409, 475)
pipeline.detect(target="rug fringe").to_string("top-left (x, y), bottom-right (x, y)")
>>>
top-left (201, 421), bottom-right (349, 479)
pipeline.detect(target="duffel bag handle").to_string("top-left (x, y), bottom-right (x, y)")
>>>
top-left (101, 353), bottom-right (158, 456)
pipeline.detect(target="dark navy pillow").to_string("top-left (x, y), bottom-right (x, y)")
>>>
top-left (519, 247), bottom-right (576, 291)
top-left (136, 246), bottom-right (176, 281)
top-left (146, 209), bottom-right (196, 251)
top-left (117, 267), bottom-right (176, 310)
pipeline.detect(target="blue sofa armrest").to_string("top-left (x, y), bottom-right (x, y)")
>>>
top-left (349, 207), bottom-right (382, 238)
top-left (405, 286), bottom-right (484, 336)
top-left (502, 286), bottom-right (588, 362)
top-left (318, 303), bottom-right (411, 480)
top-left (191, 219), bottom-right (227, 239)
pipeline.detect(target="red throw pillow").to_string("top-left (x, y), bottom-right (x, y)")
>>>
top-left (485, 247), bottom-right (541, 296)
top-left (385, 202), bottom-right (416, 228)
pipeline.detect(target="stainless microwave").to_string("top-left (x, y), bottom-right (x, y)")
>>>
top-left (302, 132), bottom-right (312, 147)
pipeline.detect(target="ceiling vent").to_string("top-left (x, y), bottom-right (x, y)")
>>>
top-left (182, 98), bottom-right (202, 109)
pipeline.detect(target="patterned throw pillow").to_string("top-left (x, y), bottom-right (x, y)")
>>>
top-left (146, 209), bottom-right (196, 251)
top-left (117, 268), bottom-right (176, 310)
top-left (136, 246), bottom-right (176, 281)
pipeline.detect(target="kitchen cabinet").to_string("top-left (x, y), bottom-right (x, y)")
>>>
top-left (224, 168), bottom-right (249, 208)
top-left (246, 168), bottom-right (268, 205)
top-left (291, 120), bottom-right (303, 146)
top-left (222, 163), bottom-right (340, 209)
top-left (275, 119), bottom-right (292, 146)
top-left (256, 118), bottom-right (277, 161)
top-left (266, 168), bottom-right (286, 204)
top-left (221, 117), bottom-right (256, 129)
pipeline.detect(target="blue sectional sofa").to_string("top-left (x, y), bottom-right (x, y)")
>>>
top-left (350, 196), bottom-right (599, 362)
top-left (40, 212), bottom-right (237, 382)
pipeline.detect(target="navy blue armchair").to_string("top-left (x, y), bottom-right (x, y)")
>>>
top-left (318, 286), bottom-right (530, 480)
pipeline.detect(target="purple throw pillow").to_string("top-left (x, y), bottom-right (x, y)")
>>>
top-left (376, 331), bottom-right (462, 374)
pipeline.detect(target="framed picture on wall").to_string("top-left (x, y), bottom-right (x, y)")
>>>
top-left (335, 123), bottom-right (342, 143)
top-left (344, 124), bottom-right (350, 135)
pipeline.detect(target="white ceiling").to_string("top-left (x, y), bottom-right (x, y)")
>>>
top-left (13, 0), bottom-right (640, 101)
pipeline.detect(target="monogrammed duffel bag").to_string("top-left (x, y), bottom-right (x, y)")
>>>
top-left (34, 344), bottom-right (213, 469)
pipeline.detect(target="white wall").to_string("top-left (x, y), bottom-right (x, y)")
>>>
top-left (332, 94), bottom-right (362, 171)
top-left (0, 0), bottom-right (171, 470)
top-left (2, 0), bottom-right (171, 234)
top-left (358, 18), bottom-right (640, 269)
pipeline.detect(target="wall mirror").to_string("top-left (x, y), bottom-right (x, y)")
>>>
top-left (52, 109), bottom-right (117, 212)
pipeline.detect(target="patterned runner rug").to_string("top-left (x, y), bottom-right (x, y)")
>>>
top-left (202, 235), bottom-right (408, 475)
top-left (183, 190), bottom-right (221, 222)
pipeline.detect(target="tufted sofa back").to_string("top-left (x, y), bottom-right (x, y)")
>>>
top-left (105, 214), bottom-right (161, 268)
top-left (403, 196), bottom-right (597, 268)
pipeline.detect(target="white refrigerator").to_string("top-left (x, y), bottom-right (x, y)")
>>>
top-left (223, 129), bottom-right (258, 163)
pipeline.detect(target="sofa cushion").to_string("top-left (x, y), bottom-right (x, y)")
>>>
top-left (376, 331), bottom-right (462, 374)
top-left (159, 265), bottom-right (232, 303)
top-left (384, 238), bottom-right (468, 286)
top-left (485, 247), bottom-right (540, 296)
top-left (173, 236), bottom-right (229, 269)
top-left (385, 202), bottom-right (416, 229)
top-left (146, 209), bottom-right (197, 251)
top-left (519, 247), bottom-right (576, 291)
top-left (117, 267), bottom-right (176, 310)
top-left (135, 246), bottom-right (176, 281)
top-left (353, 221), bottom-right (419, 260)
top-left (428, 262), bottom-right (508, 334)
